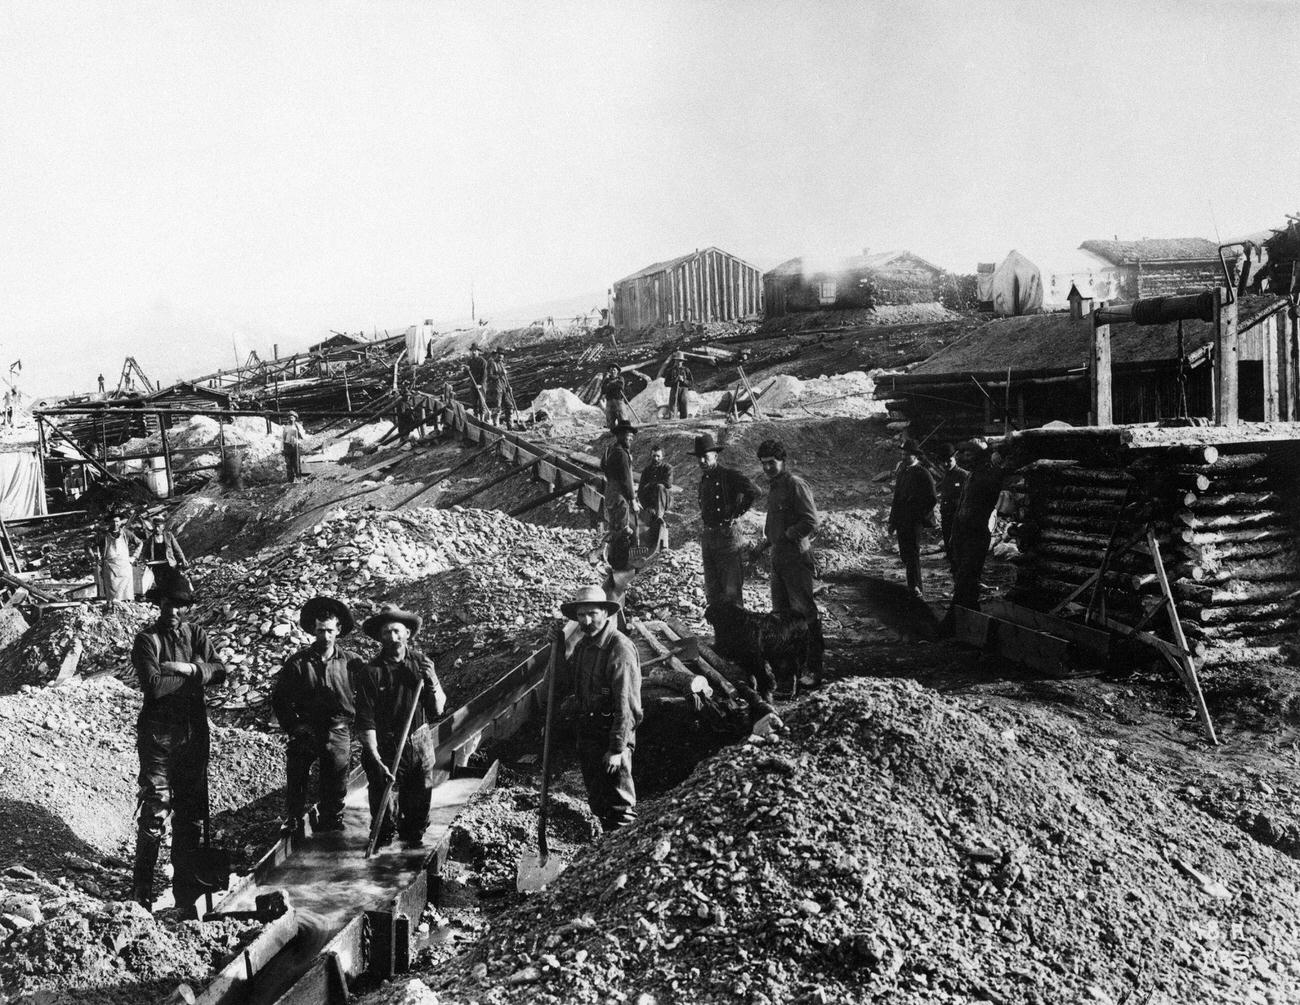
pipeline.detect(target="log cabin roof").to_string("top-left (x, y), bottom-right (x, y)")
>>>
top-left (906, 295), bottom-right (1285, 377)
top-left (765, 250), bottom-right (943, 279)
top-left (1079, 238), bottom-right (1220, 265)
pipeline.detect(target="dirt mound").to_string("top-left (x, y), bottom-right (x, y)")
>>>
top-left (525, 389), bottom-right (604, 426)
top-left (751, 370), bottom-right (885, 419)
top-left (814, 509), bottom-right (891, 580)
top-left (119, 416), bottom-right (311, 484)
top-left (420, 676), bottom-right (1300, 1005)
top-left (0, 603), bottom-right (152, 694)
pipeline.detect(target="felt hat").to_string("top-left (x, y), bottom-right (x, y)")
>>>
top-left (693, 433), bottom-right (723, 456)
top-left (612, 420), bottom-right (637, 435)
top-left (362, 603), bottom-right (423, 639)
top-left (672, 351), bottom-right (686, 361)
top-left (145, 568), bottom-right (194, 607)
top-left (560, 585), bottom-right (621, 620)
top-left (901, 438), bottom-right (923, 456)
top-left (299, 596), bottom-right (355, 636)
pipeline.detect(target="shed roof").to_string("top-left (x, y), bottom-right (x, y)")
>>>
top-left (613, 247), bottom-right (757, 285)
top-left (908, 295), bottom-right (1284, 377)
top-left (1079, 238), bottom-right (1219, 265)
top-left (764, 249), bottom-right (943, 279)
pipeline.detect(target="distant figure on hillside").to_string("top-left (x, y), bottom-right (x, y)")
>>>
top-left (97, 373), bottom-right (106, 394)
top-left (486, 347), bottom-right (512, 427)
top-left (138, 513), bottom-right (188, 598)
top-left (464, 345), bottom-right (488, 418)
top-left (637, 443), bottom-right (673, 553)
top-left (664, 352), bottom-right (693, 419)
top-left (282, 411), bottom-right (306, 482)
top-left (937, 443), bottom-right (969, 561)
top-left (600, 363), bottom-right (629, 431)
top-left (87, 510), bottom-right (140, 601)
top-left (888, 439), bottom-right (937, 598)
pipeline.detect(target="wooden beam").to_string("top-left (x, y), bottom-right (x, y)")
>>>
top-left (1214, 287), bottom-right (1239, 425)
top-left (1090, 311), bottom-right (1112, 426)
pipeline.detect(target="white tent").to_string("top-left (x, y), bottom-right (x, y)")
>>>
top-left (990, 250), bottom-right (1043, 316)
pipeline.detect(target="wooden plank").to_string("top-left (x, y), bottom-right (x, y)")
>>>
top-left (1214, 288), bottom-right (1239, 425)
top-left (1147, 528), bottom-right (1218, 745)
top-left (953, 606), bottom-right (990, 646)
top-left (1090, 316), bottom-right (1112, 426)
top-left (981, 599), bottom-right (1111, 660)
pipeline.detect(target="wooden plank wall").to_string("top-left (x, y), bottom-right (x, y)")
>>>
top-left (613, 249), bottom-right (762, 328)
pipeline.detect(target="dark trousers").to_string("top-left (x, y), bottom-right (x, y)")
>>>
top-left (136, 717), bottom-right (209, 911)
top-left (365, 737), bottom-right (432, 842)
top-left (638, 485), bottom-right (669, 551)
top-left (283, 444), bottom-right (301, 482)
top-left (701, 525), bottom-right (744, 606)
top-left (950, 528), bottom-right (992, 610)
top-left (771, 545), bottom-right (825, 678)
top-left (940, 506), bottom-right (957, 556)
top-left (285, 721), bottom-right (351, 826)
top-left (576, 725), bottom-right (636, 831)
top-left (668, 386), bottom-right (688, 418)
top-left (895, 522), bottom-right (923, 595)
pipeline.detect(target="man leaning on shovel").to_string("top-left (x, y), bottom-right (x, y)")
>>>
top-left (555, 586), bottom-right (643, 832)
top-left (353, 604), bottom-right (447, 848)
top-left (271, 596), bottom-right (360, 838)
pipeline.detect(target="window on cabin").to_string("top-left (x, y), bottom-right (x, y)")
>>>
top-left (817, 280), bottom-right (837, 304)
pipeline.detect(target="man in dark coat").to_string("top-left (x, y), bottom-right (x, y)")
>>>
top-left (557, 586), bottom-right (643, 831)
top-left (695, 433), bottom-right (760, 606)
top-left (354, 605), bottom-right (447, 847)
top-left (600, 421), bottom-right (639, 571)
top-left (271, 597), bottom-right (359, 835)
top-left (486, 348), bottom-right (511, 426)
top-left (600, 364), bottom-right (629, 431)
top-left (944, 440), bottom-right (1006, 630)
top-left (464, 345), bottom-right (488, 417)
top-left (888, 439), bottom-right (937, 597)
top-left (131, 575), bottom-right (227, 917)
top-left (664, 351), bottom-right (693, 419)
top-left (637, 443), bottom-right (673, 552)
top-left (937, 443), bottom-right (969, 560)
top-left (758, 438), bottom-right (824, 688)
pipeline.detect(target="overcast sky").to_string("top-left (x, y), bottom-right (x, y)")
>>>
top-left (2, 0), bottom-right (1297, 395)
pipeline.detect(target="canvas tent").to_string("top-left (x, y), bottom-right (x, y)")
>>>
top-left (990, 250), bottom-right (1043, 316)
top-left (0, 441), bottom-right (46, 520)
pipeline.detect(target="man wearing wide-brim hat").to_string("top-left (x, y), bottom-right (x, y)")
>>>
top-left (943, 439), bottom-right (1006, 633)
top-left (664, 351), bottom-right (693, 419)
top-left (131, 573), bottom-right (227, 917)
top-left (599, 363), bottom-right (629, 432)
top-left (888, 438), bottom-right (937, 598)
top-left (555, 586), bottom-right (643, 831)
top-left (353, 604), bottom-right (447, 847)
top-left (270, 597), bottom-right (361, 836)
top-left (464, 345), bottom-right (488, 418)
top-left (600, 420), bottom-right (640, 572)
top-left (695, 432), bottom-right (760, 607)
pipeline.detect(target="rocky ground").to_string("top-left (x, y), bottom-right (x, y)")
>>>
top-left (1, 376), bottom-right (1299, 1004)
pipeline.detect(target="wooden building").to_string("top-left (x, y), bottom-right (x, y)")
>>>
top-left (610, 248), bottom-right (762, 329)
top-left (1078, 238), bottom-right (1222, 300)
top-left (763, 249), bottom-right (945, 317)
top-left (874, 293), bottom-right (1293, 442)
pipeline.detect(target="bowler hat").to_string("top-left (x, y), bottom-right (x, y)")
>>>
top-left (693, 433), bottom-right (723, 456)
top-left (613, 420), bottom-right (637, 435)
top-left (362, 603), bottom-right (423, 639)
top-left (145, 568), bottom-right (194, 607)
top-left (901, 438), bottom-right (923, 456)
top-left (300, 596), bottom-right (355, 636)
top-left (560, 585), bottom-right (621, 620)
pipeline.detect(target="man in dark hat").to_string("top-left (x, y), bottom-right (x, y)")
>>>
top-left (131, 574), bottom-right (227, 917)
top-left (464, 345), bottom-right (488, 418)
top-left (758, 438), bottom-right (824, 688)
top-left (282, 411), bottom-right (307, 482)
top-left (556, 585), bottom-right (643, 831)
top-left (354, 604), bottom-right (447, 847)
top-left (601, 421), bottom-right (639, 573)
top-left (600, 363), bottom-right (629, 431)
top-left (664, 351), bottom-right (693, 419)
top-left (696, 432), bottom-right (759, 606)
top-left (486, 347), bottom-right (511, 426)
top-left (888, 439), bottom-right (937, 598)
top-left (937, 443), bottom-right (969, 561)
top-left (943, 441), bottom-right (1006, 627)
top-left (270, 597), bottom-right (359, 835)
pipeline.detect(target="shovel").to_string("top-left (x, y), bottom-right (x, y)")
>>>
top-left (641, 637), bottom-right (700, 670)
top-left (517, 629), bottom-right (568, 893)
top-left (193, 817), bottom-right (231, 917)
top-left (365, 679), bottom-right (424, 858)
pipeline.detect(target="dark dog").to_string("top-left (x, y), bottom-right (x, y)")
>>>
top-left (705, 601), bottom-right (811, 702)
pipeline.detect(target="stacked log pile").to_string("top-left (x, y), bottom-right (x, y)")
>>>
top-left (1009, 438), bottom-right (1300, 653)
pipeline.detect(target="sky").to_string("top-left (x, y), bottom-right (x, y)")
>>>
top-left (1, 0), bottom-right (1297, 395)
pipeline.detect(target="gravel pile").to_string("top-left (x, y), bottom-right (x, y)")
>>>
top-left (118, 415), bottom-right (314, 484)
top-left (419, 677), bottom-right (1300, 1005)
top-left (0, 603), bottom-right (153, 694)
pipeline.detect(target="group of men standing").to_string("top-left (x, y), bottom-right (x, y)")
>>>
top-left (598, 352), bottom-right (694, 431)
top-left (464, 344), bottom-right (514, 426)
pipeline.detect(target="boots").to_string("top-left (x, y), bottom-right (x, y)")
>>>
top-left (131, 833), bottom-right (160, 913)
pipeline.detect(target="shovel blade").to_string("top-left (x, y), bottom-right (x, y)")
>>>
top-left (516, 852), bottom-right (567, 893)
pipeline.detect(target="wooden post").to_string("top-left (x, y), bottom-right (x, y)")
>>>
top-left (1263, 312), bottom-right (1280, 421)
top-left (343, 366), bottom-right (353, 413)
top-left (1090, 308), bottom-right (1113, 426)
top-left (217, 419), bottom-right (227, 470)
top-left (1213, 287), bottom-right (1239, 425)
top-left (159, 423), bottom-right (174, 499)
top-left (1284, 309), bottom-right (1300, 422)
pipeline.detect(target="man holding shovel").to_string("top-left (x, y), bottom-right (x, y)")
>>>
top-left (557, 586), bottom-right (643, 831)
top-left (354, 604), bottom-right (447, 848)
top-left (130, 574), bottom-right (226, 917)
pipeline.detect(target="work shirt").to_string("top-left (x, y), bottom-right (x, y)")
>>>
top-left (637, 461), bottom-right (673, 509)
top-left (466, 356), bottom-right (488, 386)
top-left (698, 465), bottom-right (759, 528)
top-left (133, 621), bottom-right (227, 725)
top-left (890, 462), bottom-right (937, 527)
top-left (141, 531), bottom-right (187, 568)
top-left (764, 470), bottom-right (819, 551)
top-left (88, 529), bottom-right (140, 562)
top-left (601, 443), bottom-right (635, 504)
top-left (956, 460), bottom-right (1005, 533)
top-left (353, 650), bottom-right (445, 745)
top-left (564, 619), bottom-right (643, 755)
top-left (282, 421), bottom-right (304, 447)
top-left (665, 362), bottom-right (693, 388)
top-left (487, 358), bottom-right (509, 386)
top-left (939, 464), bottom-right (970, 513)
top-left (271, 644), bottom-right (359, 732)
top-left (601, 375), bottom-right (626, 401)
